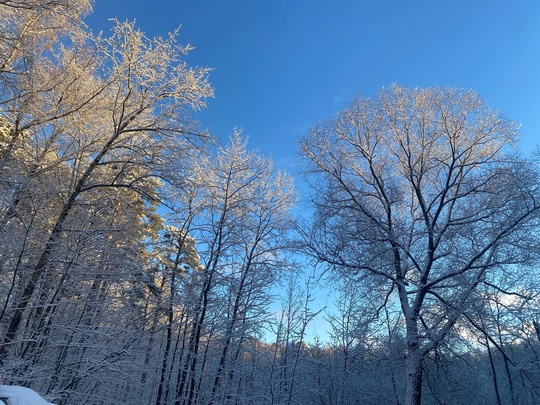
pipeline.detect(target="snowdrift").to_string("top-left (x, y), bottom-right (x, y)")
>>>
top-left (0, 385), bottom-right (56, 405)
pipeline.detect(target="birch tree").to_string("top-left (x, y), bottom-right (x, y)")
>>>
top-left (299, 85), bottom-right (540, 405)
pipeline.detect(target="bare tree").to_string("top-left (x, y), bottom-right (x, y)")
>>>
top-left (299, 85), bottom-right (540, 405)
top-left (169, 132), bottom-right (296, 405)
top-left (0, 14), bottom-right (212, 360)
top-left (0, 5), bottom-right (213, 401)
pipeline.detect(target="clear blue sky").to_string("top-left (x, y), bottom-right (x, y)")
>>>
top-left (87, 0), bottom-right (540, 172)
top-left (86, 0), bottom-right (540, 341)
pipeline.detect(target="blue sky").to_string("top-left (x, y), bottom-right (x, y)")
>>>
top-left (87, 0), bottom-right (540, 172)
top-left (87, 0), bottom-right (540, 341)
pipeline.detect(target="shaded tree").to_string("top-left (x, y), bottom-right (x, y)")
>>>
top-left (169, 132), bottom-right (296, 405)
top-left (299, 85), bottom-right (540, 405)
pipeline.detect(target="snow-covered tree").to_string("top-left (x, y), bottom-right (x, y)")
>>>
top-left (170, 132), bottom-right (296, 405)
top-left (0, 3), bottom-right (212, 402)
top-left (299, 85), bottom-right (540, 405)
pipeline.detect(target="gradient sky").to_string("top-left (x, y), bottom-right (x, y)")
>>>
top-left (87, 0), bottom-right (540, 172)
top-left (86, 0), bottom-right (540, 340)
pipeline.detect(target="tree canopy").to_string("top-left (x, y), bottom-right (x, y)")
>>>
top-left (0, 2), bottom-right (539, 405)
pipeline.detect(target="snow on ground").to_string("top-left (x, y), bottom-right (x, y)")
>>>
top-left (0, 385), bottom-right (56, 405)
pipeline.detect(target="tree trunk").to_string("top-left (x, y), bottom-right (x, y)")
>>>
top-left (486, 337), bottom-right (503, 405)
top-left (0, 125), bottom-right (125, 362)
top-left (0, 196), bottom-right (74, 362)
top-left (156, 271), bottom-right (175, 405)
top-left (404, 354), bottom-right (423, 405)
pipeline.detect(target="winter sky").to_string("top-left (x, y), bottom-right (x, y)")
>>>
top-left (86, 0), bottom-right (540, 340)
top-left (87, 0), bottom-right (540, 173)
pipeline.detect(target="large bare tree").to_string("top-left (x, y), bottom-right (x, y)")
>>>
top-left (299, 85), bottom-right (540, 405)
